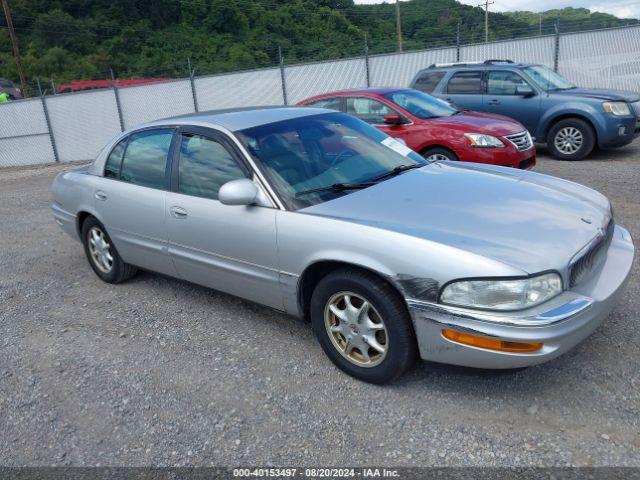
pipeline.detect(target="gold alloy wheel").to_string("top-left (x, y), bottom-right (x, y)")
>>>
top-left (87, 226), bottom-right (114, 274)
top-left (324, 291), bottom-right (388, 368)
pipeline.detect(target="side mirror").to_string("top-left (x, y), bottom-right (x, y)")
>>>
top-left (219, 178), bottom-right (259, 206)
top-left (516, 85), bottom-right (535, 97)
top-left (383, 113), bottom-right (403, 125)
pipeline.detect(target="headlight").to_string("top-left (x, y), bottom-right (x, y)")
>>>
top-left (440, 272), bottom-right (562, 311)
top-left (603, 101), bottom-right (631, 116)
top-left (464, 133), bottom-right (505, 148)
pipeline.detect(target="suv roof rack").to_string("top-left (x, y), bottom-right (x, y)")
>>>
top-left (428, 59), bottom-right (515, 69)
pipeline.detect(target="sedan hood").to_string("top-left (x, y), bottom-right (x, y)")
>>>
top-left (433, 111), bottom-right (525, 136)
top-left (301, 162), bottom-right (611, 274)
top-left (554, 87), bottom-right (640, 103)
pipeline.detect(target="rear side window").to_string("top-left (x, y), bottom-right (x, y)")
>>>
top-left (447, 71), bottom-right (483, 94)
top-left (487, 71), bottom-right (530, 95)
top-left (120, 129), bottom-right (173, 189)
top-left (413, 71), bottom-right (446, 93)
top-left (104, 139), bottom-right (127, 179)
top-left (304, 97), bottom-right (342, 110)
top-left (178, 133), bottom-right (246, 200)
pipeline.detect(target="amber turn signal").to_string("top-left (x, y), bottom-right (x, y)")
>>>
top-left (441, 329), bottom-right (543, 353)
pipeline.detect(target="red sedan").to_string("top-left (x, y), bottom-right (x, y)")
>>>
top-left (298, 88), bottom-right (536, 170)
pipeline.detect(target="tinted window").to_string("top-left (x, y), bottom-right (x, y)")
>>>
top-left (383, 90), bottom-right (459, 118)
top-left (447, 71), bottom-right (483, 94)
top-left (487, 71), bottom-right (530, 95)
top-left (178, 134), bottom-right (246, 200)
top-left (237, 112), bottom-right (426, 210)
top-left (305, 97), bottom-right (342, 110)
top-left (414, 71), bottom-right (446, 93)
top-left (120, 129), bottom-right (172, 189)
top-left (104, 139), bottom-right (127, 179)
top-left (346, 97), bottom-right (394, 124)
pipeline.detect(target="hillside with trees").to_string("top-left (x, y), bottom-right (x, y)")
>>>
top-left (0, 0), bottom-right (637, 87)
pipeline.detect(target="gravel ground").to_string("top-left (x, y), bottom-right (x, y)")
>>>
top-left (0, 144), bottom-right (639, 468)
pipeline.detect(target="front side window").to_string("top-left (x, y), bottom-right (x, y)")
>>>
top-left (304, 97), bottom-right (342, 110)
top-left (383, 90), bottom-right (459, 119)
top-left (237, 112), bottom-right (426, 210)
top-left (345, 97), bottom-right (394, 124)
top-left (447, 71), bottom-right (483, 94)
top-left (104, 138), bottom-right (127, 179)
top-left (178, 133), bottom-right (246, 200)
top-left (487, 71), bottom-right (531, 95)
top-left (414, 71), bottom-right (446, 93)
top-left (522, 65), bottom-right (575, 92)
top-left (120, 129), bottom-right (173, 189)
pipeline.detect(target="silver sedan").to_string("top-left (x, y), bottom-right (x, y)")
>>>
top-left (51, 107), bottom-right (634, 383)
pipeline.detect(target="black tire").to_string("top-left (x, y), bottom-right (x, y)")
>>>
top-left (310, 268), bottom-right (418, 384)
top-left (81, 216), bottom-right (137, 283)
top-left (421, 146), bottom-right (459, 162)
top-left (546, 118), bottom-right (596, 161)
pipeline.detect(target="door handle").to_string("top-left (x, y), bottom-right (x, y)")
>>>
top-left (488, 99), bottom-right (500, 106)
top-left (95, 191), bottom-right (107, 201)
top-left (170, 206), bottom-right (188, 219)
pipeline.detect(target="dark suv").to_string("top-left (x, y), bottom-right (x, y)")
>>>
top-left (410, 60), bottom-right (640, 160)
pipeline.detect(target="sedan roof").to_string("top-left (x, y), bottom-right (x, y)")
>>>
top-left (148, 106), bottom-right (332, 132)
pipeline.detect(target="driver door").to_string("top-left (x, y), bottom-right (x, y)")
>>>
top-left (344, 96), bottom-right (409, 143)
top-left (164, 127), bottom-right (282, 309)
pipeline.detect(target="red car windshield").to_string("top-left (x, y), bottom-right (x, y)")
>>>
top-left (383, 90), bottom-right (459, 119)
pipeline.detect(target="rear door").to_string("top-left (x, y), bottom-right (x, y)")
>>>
top-left (164, 127), bottom-right (282, 309)
top-left (484, 70), bottom-right (541, 131)
top-left (92, 128), bottom-right (177, 276)
top-left (441, 70), bottom-right (484, 111)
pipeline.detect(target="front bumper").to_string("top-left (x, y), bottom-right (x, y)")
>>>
top-left (459, 145), bottom-right (536, 170)
top-left (598, 114), bottom-right (639, 148)
top-left (406, 225), bottom-right (634, 369)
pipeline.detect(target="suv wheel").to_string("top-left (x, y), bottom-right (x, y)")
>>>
top-left (310, 268), bottom-right (417, 384)
top-left (547, 118), bottom-right (595, 160)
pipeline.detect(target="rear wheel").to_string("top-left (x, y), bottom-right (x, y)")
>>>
top-left (421, 147), bottom-right (459, 162)
top-left (81, 216), bottom-right (137, 283)
top-left (547, 118), bottom-right (595, 160)
top-left (310, 268), bottom-right (417, 384)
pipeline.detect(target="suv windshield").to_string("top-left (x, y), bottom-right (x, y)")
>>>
top-left (522, 65), bottom-right (575, 91)
top-left (237, 112), bottom-right (426, 210)
top-left (383, 90), bottom-right (459, 118)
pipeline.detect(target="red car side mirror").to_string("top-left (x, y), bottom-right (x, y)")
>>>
top-left (383, 113), bottom-right (403, 125)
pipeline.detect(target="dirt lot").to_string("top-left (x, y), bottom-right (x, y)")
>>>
top-left (1, 144), bottom-right (639, 467)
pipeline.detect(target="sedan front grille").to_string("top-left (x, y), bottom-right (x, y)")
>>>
top-left (504, 131), bottom-right (533, 151)
top-left (569, 218), bottom-right (615, 288)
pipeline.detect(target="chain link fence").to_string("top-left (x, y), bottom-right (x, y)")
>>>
top-left (1, 24), bottom-right (639, 168)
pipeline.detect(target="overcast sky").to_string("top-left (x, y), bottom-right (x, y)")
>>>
top-left (353, 0), bottom-right (640, 19)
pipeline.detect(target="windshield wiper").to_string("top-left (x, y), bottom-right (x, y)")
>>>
top-left (295, 182), bottom-right (376, 198)
top-left (369, 163), bottom-right (424, 182)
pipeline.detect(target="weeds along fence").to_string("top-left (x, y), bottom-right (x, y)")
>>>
top-left (1, 24), bottom-right (639, 168)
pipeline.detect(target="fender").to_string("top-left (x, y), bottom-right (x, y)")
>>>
top-left (536, 101), bottom-right (603, 141)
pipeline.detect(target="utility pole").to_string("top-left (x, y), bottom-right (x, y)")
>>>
top-left (395, 0), bottom-right (403, 52)
top-left (477, 0), bottom-right (494, 43)
top-left (1, 0), bottom-right (28, 96)
top-left (539, 13), bottom-right (543, 35)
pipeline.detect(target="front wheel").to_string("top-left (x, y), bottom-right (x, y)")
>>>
top-left (547, 118), bottom-right (595, 160)
top-left (310, 269), bottom-right (417, 384)
top-left (421, 147), bottom-right (459, 162)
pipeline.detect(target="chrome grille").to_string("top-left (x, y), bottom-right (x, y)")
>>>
top-left (631, 100), bottom-right (640, 118)
top-left (569, 218), bottom-right (615, 288)
top-left (504, 131), bottom-right (533, 151)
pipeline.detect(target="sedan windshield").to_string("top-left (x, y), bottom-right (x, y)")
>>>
top-left (236, 112), bottom-right (427, 210)
top-left (383, 90), bottom-right (459, 118)
top-left (522, 65), bottom-right (575, 91)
